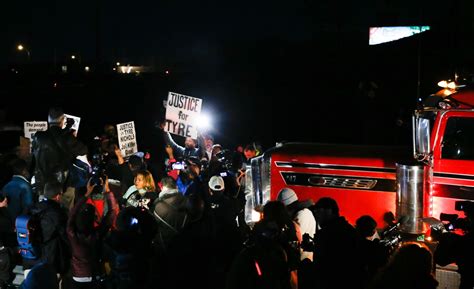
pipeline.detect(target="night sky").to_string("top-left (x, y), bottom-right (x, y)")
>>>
top-left (2, 0), bottom-right (474, 151)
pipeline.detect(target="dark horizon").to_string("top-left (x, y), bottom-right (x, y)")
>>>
top-left (2, 0), bottom-right (474, 151)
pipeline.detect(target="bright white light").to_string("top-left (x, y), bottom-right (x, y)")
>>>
top-left (84, 66), bottom-right (90, 72)
top-left (447, 81), bottom-right (457, 89)
top-left (195, 114), bottom-right (212, 130)
top-left (17, 44), bottom-right (24, 51)
top-left (438, 80), bottom-right (448, 88)
top-left (251, 210), bottom-right (261, 222)
top-left (116, 62), bottom-right (120, 66)
top-left (71, 55), bottom-right (76, 59)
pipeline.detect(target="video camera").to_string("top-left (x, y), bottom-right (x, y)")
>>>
top-left (215, 150), bottom-right (233, 170)
top-left (301, 233), bottom-right (315, 252)
top-left (379, 227), bottom-right (402, 249)
top-left (439, 201), bottom-right (473, 232)
top-left (171, 161), bottom-right (186, 170)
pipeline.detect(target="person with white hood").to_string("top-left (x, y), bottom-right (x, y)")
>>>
top-left (277, 187), bottom-right (316, 261)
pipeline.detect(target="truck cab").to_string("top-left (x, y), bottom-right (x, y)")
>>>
top-left (246, 88), bottom-right (474, 228)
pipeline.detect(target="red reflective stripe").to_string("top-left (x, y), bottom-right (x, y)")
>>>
top-left (254, 261), bottom-right (262, 276)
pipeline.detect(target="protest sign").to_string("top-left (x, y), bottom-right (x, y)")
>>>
top-left (24, 121), bottom-right (48, 139)
top-left (164, 91), bottom-right (202, 139)
top-left (117, 121), bottom-right (138, 157)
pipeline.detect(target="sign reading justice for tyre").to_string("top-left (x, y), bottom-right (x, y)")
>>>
top-left (165, 92), bottom-right (202, 139)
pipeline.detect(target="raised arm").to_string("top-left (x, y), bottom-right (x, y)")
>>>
top-left (163, 131), bottom-right (185, 156)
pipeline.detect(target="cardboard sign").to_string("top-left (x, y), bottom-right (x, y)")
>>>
top-left (164, 91), bottom-right (202, 139)
top-left (64, 114), bottom-right (81, 133)
top-left (24, 121), bottom-right (48, 139)
top-left (117, 121), bottom-right (138, 157)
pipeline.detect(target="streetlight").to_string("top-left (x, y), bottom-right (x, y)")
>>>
top-left (17, 44), bottom-right (30, 60)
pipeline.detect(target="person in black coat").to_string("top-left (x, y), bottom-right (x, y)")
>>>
top-left (104, 207), bottom-right (156, 289)
top-left (311, 197), bottom-right (365, 289)
top-left (369, 242), bottom-right (438, 289)
top-left (27, 182), bottom-right (70, 275)
top-left (31, 107), bottom-right (87, 196)
top-left (0, 195), bottom-right (17, 289)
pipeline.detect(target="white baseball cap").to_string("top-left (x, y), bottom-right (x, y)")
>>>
top-left (277, 188), bottom-right (298, 206)
top-left (208, 176), bottom-right (225, 191)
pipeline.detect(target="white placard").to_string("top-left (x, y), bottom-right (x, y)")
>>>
top-left (117, 121), bottom-right (138, 157)
top-left (24, 121), bottom-right (48, 139)
top-left (164, 91), bottom-right (202, 139)
top-left (64, 114), bottom-right (81, 132)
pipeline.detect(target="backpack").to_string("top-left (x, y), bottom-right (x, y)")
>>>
top-left (152, 193), bottom-right (189, 251)
top-left (15, 214), bottom-right (42, 260)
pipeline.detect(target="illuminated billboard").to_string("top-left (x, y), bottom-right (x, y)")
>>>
top-left (369, 26), bottom-right (430, 45)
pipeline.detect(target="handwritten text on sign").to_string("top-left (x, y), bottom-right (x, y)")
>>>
top-left (117, 121), bottom-right (137, 157)
top-left (165, 92), bottom-right (202, 139)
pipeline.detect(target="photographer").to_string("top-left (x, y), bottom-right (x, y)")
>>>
top-left (203, 147), bottom-right (243, 200)
top-left (355, 215), bottom-right (390, 286)
top-left (310, 197), bottom-right (365, 289)
top-left (434, 201), bottom-right (474, 289)
top-left (176, 157), bottom-right (203, 196)
top-left (226, 201), bottom-right (298, 289)
top-left (276, 188), bottom-right (316, 261)
top-left (67, 177), bottom-right (118, 289)
top-left (26, 182), bottom-right (70, 278)
top-left (103, 207), bottom-right (156, 289)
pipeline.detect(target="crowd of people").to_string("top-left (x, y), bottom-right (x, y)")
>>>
top-left (0, 107), bottom-right (471, 289)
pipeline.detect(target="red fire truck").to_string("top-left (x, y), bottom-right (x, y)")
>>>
top-left (245, 88), bottom-right (474, 230)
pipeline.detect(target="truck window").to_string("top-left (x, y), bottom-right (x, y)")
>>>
top-left (441, 117), bottom-right (474, 160)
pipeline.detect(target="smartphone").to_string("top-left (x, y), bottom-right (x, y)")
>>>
top-left (172, 162), bottom-right (185, 170)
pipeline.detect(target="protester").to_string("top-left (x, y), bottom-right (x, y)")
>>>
top-left (123, 170), bottom-right (158, 210)
top-left (114, 147), bottom-right (146, 196)
top-left (163, 131), bottom-right (201, 159)
top-left (2, 158), bottom-right (33, 221)
top-left (31, 107), bottom-right (87, 197)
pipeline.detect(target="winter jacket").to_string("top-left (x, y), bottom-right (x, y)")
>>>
top-left (67, 192), bottom-right (117, 278)
top-left (28, 199), bottom-right (70, 274)
top-left (2, 175), bottom-right (33, 221)
top-left (32, 126), bottom-right (87, 189)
